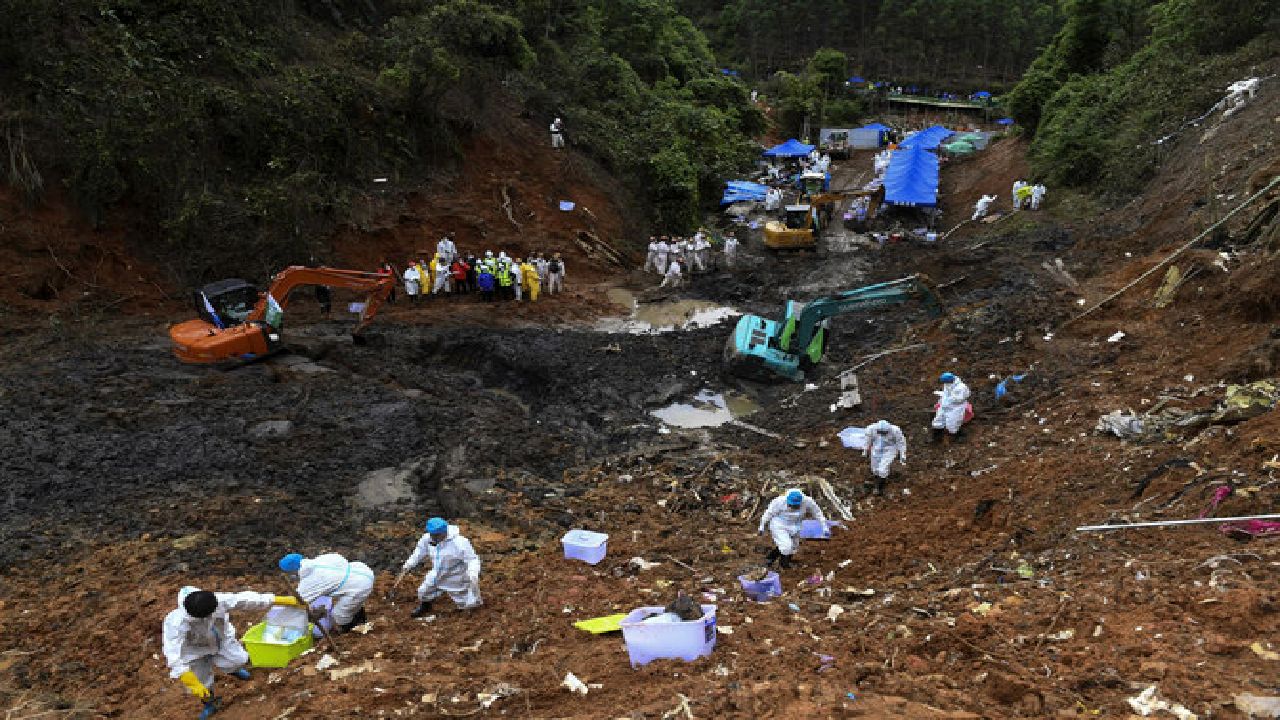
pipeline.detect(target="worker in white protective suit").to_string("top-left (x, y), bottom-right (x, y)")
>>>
top-left (931, 372), bottom-right (971, 440)
top-left (660, 258), bottom-right (683, 288)
top-left (1011, 180), bottom-right (1026, 209)
top-left (655, 237), bottom-right (670, 274)
top-left (1030, 183), bottom-right (1046, 210)
top-left (972, 194), bottom-right (996, 221)
top-left (404, 517), bottom-right (482, 616)
top-left (644, 237), bottom-right (659, 273)
top-left (757, 489), bottom-right (826, 569)
top-left (862, 419), bottom-right (907, 494)
top-left (163, 587), bottom-right (302, 719)
top-left (279, 552), bottom-right (375, 633)
top-left (723, 233), bottom-right (740, 268)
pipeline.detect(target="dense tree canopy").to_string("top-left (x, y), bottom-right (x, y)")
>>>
top-left (0, 0), bottom-right (761, 279)
top-left (1007, 0), bottom-right (1278, 194)
top-left (676, 0), bottom-right (1063, 88)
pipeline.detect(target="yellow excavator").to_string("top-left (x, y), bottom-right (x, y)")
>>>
top-left (169, 266), bottom-right (394, 364)
top-left (762, 187), bottom-right (884, 250)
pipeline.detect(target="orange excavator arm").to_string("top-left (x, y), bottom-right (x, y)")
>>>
top-left (169, 266), bottom-right (395, 365)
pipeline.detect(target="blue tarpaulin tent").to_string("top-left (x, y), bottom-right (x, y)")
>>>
top-left (995, 117), bottom-right (1015, 125)
top-left (762, 138), bottom-right (815, 158)
top-left (721, 180), bottom-right (769, 205)
top-left (974, 91), bottom-right (992, 98)
top-left (860, 122), bottom-right (890, 132)
top-left (883, 145), bottom-right (939, 207)
top-left (900, 125), bottom-right (953, 150)
top-left (848, 75), bottom-right (866, 84)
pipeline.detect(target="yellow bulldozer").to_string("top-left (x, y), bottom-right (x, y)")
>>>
top-left (762, 187), bottom-right (883, 250)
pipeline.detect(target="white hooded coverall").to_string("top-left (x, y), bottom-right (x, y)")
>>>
top-left (644, 241), bottom-right (658, 273)
top-left (162, 587), bottom-right (275, 689)
top-left (758, 492), bottom-right (827, 556)
top-left (972, 195), bottom-right (996, 221)
top-left (655, 241), bottom-right (670, 274)
top-left (863, 420), bottom-right (907, 478)
top-left (932, 376), bottom-right (972, 434)
top-left (295, 553), bottom-right (375, 626)
top-left (405, 525), bottom-right (482, 608)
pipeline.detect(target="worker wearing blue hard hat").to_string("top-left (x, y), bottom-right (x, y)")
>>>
top-left (932, 371), bottom-right (972, 441)
top-left (402, 516), bottom-right (482, 617)
top-left (757, 489), bottom-right (827, 569)
top-left (278, 551), bottom-right (375, 633)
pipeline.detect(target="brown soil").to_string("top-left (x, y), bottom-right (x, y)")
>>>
top-left (3, 65), bottom-right (1280, 720)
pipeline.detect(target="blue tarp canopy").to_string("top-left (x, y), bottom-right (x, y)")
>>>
top-left (974, 91), bottom-right (992, 98)
top-left (721, 180), bottom-right (768, 205)
top-left (762, 138), bottom-right (815, 158)
top-left (995, 117), bottom-right (1015, 125)
top-left (848, 75), bottom-right (866, 84)
top-left (883, 145), bottom-right (939, 207)
top-left (900, 125), bottom-right (953, 150)
top-left (860, 122), bottom-right (891, 132)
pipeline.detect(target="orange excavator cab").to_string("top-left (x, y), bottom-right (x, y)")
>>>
top-left (169, 266), bottom-right (394, 365)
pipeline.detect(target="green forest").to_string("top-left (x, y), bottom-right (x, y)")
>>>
top-left (0, 0), bottom-right (763, 278)
top-left (1007, 0), bottom-right (1276, 193)
top-left (0, 0), bottom-right (1276, 280)
top-left (677, 0), bottom-right (1064, 87)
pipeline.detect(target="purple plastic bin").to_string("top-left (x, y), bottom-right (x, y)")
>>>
top-left (800, 519), bottom-right (841, 539)
top-left (738, 571), bottom-right (782, 602)
top-left (619, 605), bottom-right (717, 667)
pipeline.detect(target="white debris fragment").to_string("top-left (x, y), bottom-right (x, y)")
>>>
top-left (628, 557), bottom-right (662, 571)
top-left (1127, 685), bottom-right (1197, 719)
top-left (826, 604), bottom-right (845, 623)
top-left (1107, 331), bottom-right (1126, 343)
top-left (314, 654), bottom-right (339, 671)
top-left (562, 672), bottom-right (589, 695)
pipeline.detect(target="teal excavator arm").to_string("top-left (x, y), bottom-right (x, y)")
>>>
top-left (781, 275), bottom-right (941, 353)
top-left (727, 275), bottom-right (941, 381)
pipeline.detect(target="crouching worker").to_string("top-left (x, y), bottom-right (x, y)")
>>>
top-left (758, 489), bottom-right (826, 570)
top-left (278, 552), bottom-right (375, 633)
top-left (163, 586), bottom-right (302, 719)
top-left (404, 516), bottom-right (482, 617)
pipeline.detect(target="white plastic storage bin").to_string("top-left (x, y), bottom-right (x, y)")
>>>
top-left (619, 605), bottom-right (717, 667)
top-left (561, 529), bottom-right (609, 565)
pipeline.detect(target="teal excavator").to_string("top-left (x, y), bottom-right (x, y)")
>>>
top-left (724, 275), bottom-right (942, 381)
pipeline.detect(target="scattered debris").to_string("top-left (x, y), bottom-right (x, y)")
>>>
top-left (628, 557), bottom-right (662, 571)
top-left (826, 604), bottom-right (845, 623)
top-left (329, 660), bottom-right (377, 681)
top-left (1251, 642), bottom-right (1280, 661)
top-left (1096, 411), bottom-right (1145, 438)
top-left (1235, 694), bottom-right (1280, 718)
top-left (477, 683), bottom-right (520, 709)
top-left (314, 654), bottom-right (338, 672)
top-left (561, 672), bottom-right (589, 695)
top-left (1126, 685), bottom-right (1197, 719)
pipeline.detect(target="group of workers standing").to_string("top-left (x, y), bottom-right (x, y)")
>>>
top-left (758, 372), bottom-right (972, 568)
top-left (393, 234), bottom-right (566, 304)
top-left (972, 181), bottom-right (1047, 221)
top-left (164, 517), bottom-right (481, 718)
top-left (644, 229), bottom-right (740, 288)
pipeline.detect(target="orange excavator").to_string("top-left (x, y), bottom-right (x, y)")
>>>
top-left (169, 266), bottom-right (395, 364)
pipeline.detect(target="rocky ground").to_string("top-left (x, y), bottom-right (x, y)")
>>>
top-left (3, 75), bottom-right (1280, 720)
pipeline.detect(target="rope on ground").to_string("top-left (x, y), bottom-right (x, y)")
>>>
top-left (1062, 174), bottom-right (1280, 328)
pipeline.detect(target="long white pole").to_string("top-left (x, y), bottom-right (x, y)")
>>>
top-left (1076, 514), bottom-right (1280, 532)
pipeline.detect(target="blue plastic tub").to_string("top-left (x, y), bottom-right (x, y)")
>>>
top-left (619, 605), bottom-right (717, 667)
top-left (800, 519), bottom-right (841, 539)
top-left (562, 529), bottom-right (608, 565)
top-left (738, 571), bottom-right (782, 602)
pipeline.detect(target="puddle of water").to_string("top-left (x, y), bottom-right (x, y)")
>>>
top-left (651, 388), bottom-right (761, 428)
top-left (597, 288), bottom-right (739, 334)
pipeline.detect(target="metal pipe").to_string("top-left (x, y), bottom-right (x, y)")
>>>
top-left (1076, 514), bottom-right (1280, 532)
